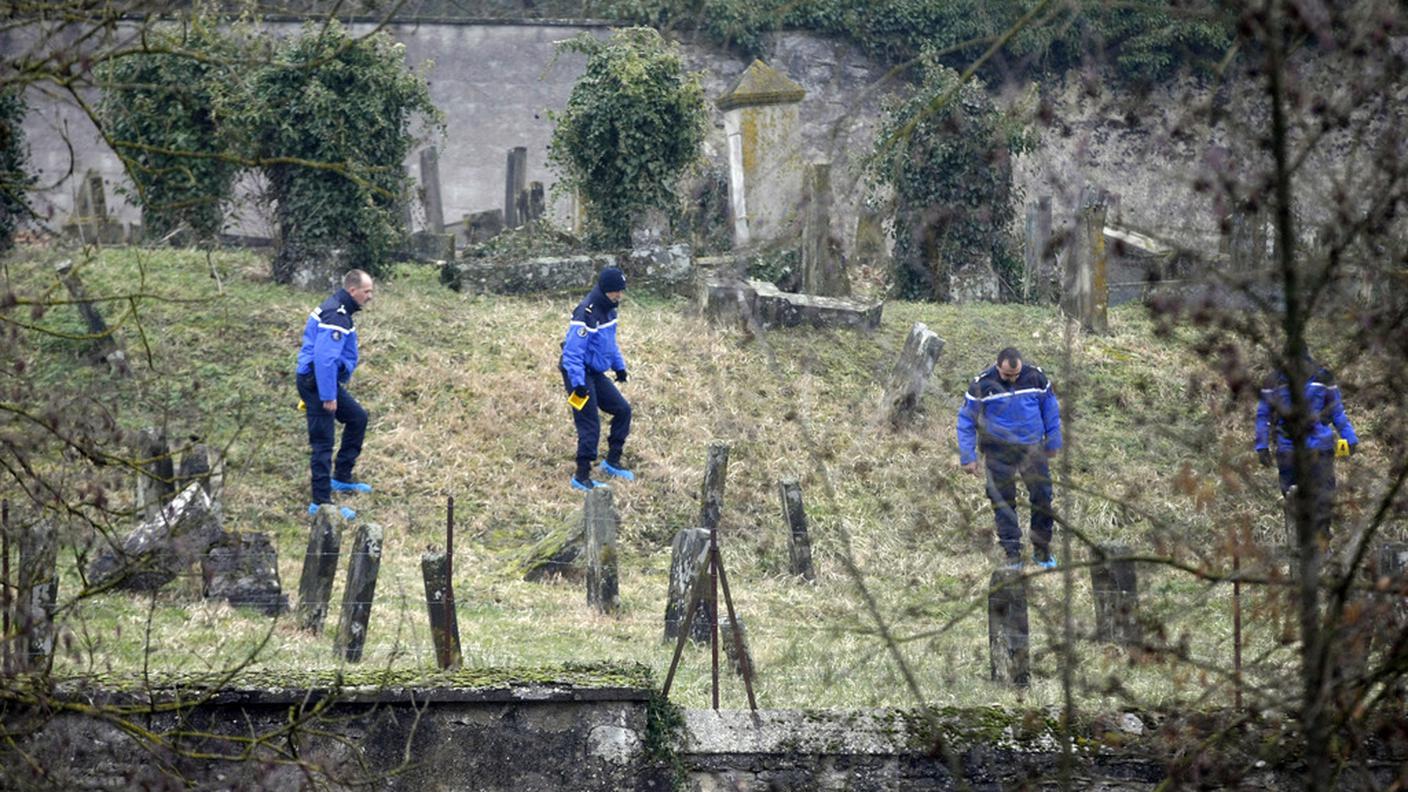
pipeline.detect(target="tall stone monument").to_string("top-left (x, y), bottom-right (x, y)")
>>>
top-left (717, 60), bottom-right (806, 248)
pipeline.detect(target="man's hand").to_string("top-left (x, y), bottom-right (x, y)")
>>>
top-left (322, 400), bottom-right (337, 413)
top-left (614, 369), bottom-right (628, 383)
top-left (1257, 448), bottom-right (1273, 467)
top-left (1045, 448), bottom-right (1059, 459)
top-left (572, 386), bottom-right (588, 400)
top-left (961, 461), bottom-right (981, 477)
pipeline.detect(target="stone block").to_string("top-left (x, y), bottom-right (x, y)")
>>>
top-left (466, 209), bottom-right (505, 244)
top-left (750, 280), bottom-right (882, 330)
top-left (882, 322), bottom-right (945, 425)
top-left (201, 531), bottom-right (288, 616)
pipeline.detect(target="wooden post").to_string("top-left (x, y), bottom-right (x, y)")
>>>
top-left (134, 427), bottom-right (174, 523)
top-left (296, 505), bottom-right (344, 633)
top-left (420, 146), bottom-right (444, 234)
top-left (882, 322), bottom-right (945, 426)
top-left (421, 550), bottom-right (462, 670)
top-left (585, 486), bottom-right (620, 614)
top-left (18, 521), bottom-right (58, 673)
top-left (777, 479), bottom-right (814, 581)
top-left (1090, 544), bottom-right (1141, 646)
top-left (987, 568), bottom-right (1029, 687)
top-left (335, 523), bottom-right (383, 663)
top-left (664, 528), bottom-right (712, 643)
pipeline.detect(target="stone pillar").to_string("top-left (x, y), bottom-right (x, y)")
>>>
top-left (1061, 186), bottom-right (1110, 333)
top-left (987, 568), bottom-right (1029, 687)
top-left (505, 146), bottom-right (527, 229)
top-left (134, 427), bottom-right (174, 523)
top-left (1090, 544), bottom-right (1141, 646)
top-left (72, 169), bottom-right (108, 242)
top-left (528, 181), bottom-right (545, 222)
top-left (699, 443), bottom-right (729, 534)
top-left (421, 549), bottom-right (462, 670)
top-left (882, 322), bottom-right (945, 426)
top-left (664, 528), bottom-right (712, 644)
top-left (419, 147), bottom-right (444, 234)
top-left (335, 522), bottom-right (383, 663)
top-left (18, 521), bottom-right (58, 672)
top-left (585, 487), bottom-right (620, 614)
top-left (296, 505), bottom-right (344, 633)
top-left (778, 479), bottom-right (814, 581)
top-left (800, 162), bottom-right (848, 297)
top-left (1024, 196), bottom-right (1054, 303)
top-left (719, 617), bottom-right (752, 677)
top-left (718, 60), bottom-right (806, 247)
top-left (200, 532), bottom-right (288, 616)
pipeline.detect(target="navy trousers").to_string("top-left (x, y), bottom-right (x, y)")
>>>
top-left (563, 369), bottom-right (631, 480)
top-left (982, 443), bottom-right (1054, 559)
top-left (297, 372), bottom-right (368, 504)
top-left (1276, 448), bottom-right (1336, 533)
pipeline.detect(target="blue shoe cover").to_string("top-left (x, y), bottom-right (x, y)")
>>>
top-left (571, 477), bottom-right (604, 492)
top-left (331, 479), bottom-right (372, 493)
top-left (601, 461), bottom-right (635, 481)
top-left (308, 503), bottom-right (356, 520)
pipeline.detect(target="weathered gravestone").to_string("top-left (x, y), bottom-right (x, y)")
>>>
top-left (466, 209), bottom-right (505, 245)
top-left (296, 504), bottom-right (346, 633)
top-left (1089, 544), bottom-right (1141, 646)
top-left (55, 258), bottom-right (129, 375)
top-left (528, 181), bottom-right (546, 222)
top-left (882, 322), bottom-right (945, 426)
top-left (1024, 196), bottom-right (1056, 304)
top-left (800, 162), bottom-right (848, 298)
top-left (585, 486), bottom-right (620, 615)
top-left (87, 483), bottom-right (222, 591)
top-left (988, 567), bottom-right (1030, 687)
top-left (420, 146), bottom-right (445, 234)
top-left (134, 427), bottom-right (174, 523)
top-left (1375, 542), bottom-right (1408, 643)
top-left (18, 521), bottom-right (58, 671)
top-left (421, 549), bottom-right (462, 670)
top-left (335, 522), bottom-right (383, 663)
top-left (201, 532), bottom-right (288, 616)
top-left (1061, 186), bottom-right (1110, 333)
top-left (515, 517), bottom-right (586, 582)
top-left (664, 528), bottom-right (712, 644)
top-left (718, 617), bottom-right (753, 677)
top-left (505, 146), bottom-right (527, 229)
top-left (777, 479), bottom-right (814, 581)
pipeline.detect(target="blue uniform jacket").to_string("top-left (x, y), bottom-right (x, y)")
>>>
top-left (1255, 366), bottom-right (1358, 453)
top-left (956, 365), bottom-right (1063, 465)
top-left (296, 289), bottom-right (361, 402)
top-left (560, 286), bottom-right (626, 389)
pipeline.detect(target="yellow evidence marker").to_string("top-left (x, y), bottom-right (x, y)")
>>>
top-left (298, 399), bottom-right (307, 412)
top-left (567, 390), bottom-right (589, 411)
top-left (1335, 438), bottom-right (1350, 458)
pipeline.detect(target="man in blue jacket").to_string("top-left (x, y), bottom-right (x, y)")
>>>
top-left (296, 270), bottom-right (375, 516)
top-left (1255, 355), bottom-right (1358, 530)
top-left (560, 267), bottom-right (634, 491)
top-left (957, 348), bottom-right (1063, 569)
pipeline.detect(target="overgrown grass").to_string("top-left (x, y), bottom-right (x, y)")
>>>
top-left (3, 245), bottom-right (1397, 712)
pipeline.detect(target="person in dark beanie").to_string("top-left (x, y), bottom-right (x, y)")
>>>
top-left (956, 347), bottom-right (1063, 569)
top-left (560, 267), bottom-right (634, 490)
top-left (295, 269), bottom-right (375, 519)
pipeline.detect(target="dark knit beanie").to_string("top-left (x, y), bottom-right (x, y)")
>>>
top-left (598, 267), bottom-right (627, 292)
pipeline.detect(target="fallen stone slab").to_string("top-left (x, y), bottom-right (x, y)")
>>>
top-left (88, 483), bottom-right (222, 591)
top-left (445, 254), bottom-right (617, 295)
top-left (698, 276), bottom-right (882, 330)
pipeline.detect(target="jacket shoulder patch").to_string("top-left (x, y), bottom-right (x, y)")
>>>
top-left (576, 326), bottom-right (588, 337)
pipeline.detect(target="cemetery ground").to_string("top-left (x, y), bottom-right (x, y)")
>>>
top-left (6, 245), bottom-right (1395, 713)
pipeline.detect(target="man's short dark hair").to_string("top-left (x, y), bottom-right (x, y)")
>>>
top-left (343, 269), bottom-right (370, 289)
top-left (997, 347), bottom-right (1023, 367)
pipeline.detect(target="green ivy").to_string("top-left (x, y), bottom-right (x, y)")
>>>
top-left (240, 21), bottom-right (440, 281)
top-left (97, 16), bottom-right (246, 243)
top-left (548, 27), bottom-right (708, 249)
top-left (0, 88), bottom-right (33, 253)
top-left (867, 55), bottom-right (1035, 301)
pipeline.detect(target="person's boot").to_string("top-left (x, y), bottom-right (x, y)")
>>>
top-left (1033, 545), bottom-right (1057, 570)
top-left (572, 462), bottom-right (603, 491)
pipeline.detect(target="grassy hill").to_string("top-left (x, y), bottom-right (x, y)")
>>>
top-left (3, 245), bottom-right (1397, 710)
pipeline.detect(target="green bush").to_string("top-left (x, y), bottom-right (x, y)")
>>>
top-left (244, 21), bottom-right (439, 281)
top-left (0, 89), bottom-right (33, 253)
top-left (97, 17), bottom-right (247, 243)
top-left (867, 55), bottom-right (1035, 301)
top-left (548, 27), bottom-right (708, 248)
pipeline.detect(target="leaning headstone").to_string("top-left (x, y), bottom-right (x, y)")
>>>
top-left (18, 521), bottom-right (58, 672)
top-left (718, 617), bottom-right (753, 677)
top-left (988, 567), bottom-right (1030, 687)
top-left (134, 427), bottom-right (174, 523)
top-left (585, 487), bottom-right (620, 614)
top-left (504, 146), bottom-right (527, 228)
top-left (335, 522), bottom-right (383, 663)
top-left (87, 483), bottom-right (221, 591)
top-left (1061, 186), bottom-right (1110, 333)
top-left (663, 528), bottom-right (712, 644)
top-left (778, 479), bottom-right (814, 581)
top-left (419, 146), bottom-right (444, 234)
top-left (296, 505), bottom-right (345, 633)
top-left (421, 549), bottom-right (462, 670)
top-left (800, 162), bottom-right (848, 297)
top-left (55, 259), bottom-right (129, 376)
top-left (201, 531), bottom-right (288, 616)
top-left (515, 519), bottom-right (586, 582)
top-left (1090, 544), bottom-right (1141, 646)
top-left (175, 444), bottom-right (212, 496)
top-left (882, 322), bottom-right (945, 425)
